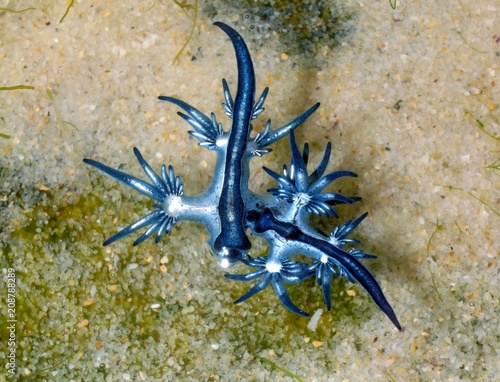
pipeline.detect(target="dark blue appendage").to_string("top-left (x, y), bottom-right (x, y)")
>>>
top-left (252, 208), bottom-right (402, 331)
top-left (212, 22), bottom-right (254, 257)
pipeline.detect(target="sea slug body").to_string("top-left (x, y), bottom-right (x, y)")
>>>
top-left (83, 22), bottom-right (401, 331)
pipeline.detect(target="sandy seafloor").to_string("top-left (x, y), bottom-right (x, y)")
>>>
top-left (0, 0), bottom-right (499, 381)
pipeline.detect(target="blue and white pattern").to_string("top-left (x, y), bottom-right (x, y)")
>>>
top-left (84, 22), bottom-right (401, 330)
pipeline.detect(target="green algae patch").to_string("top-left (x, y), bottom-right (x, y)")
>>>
top-left (256, 355), bottom-right (305, 382)
top-left (475, 118), bottom-right (500, 141)
top-left (426, 219), bottom-right (444, 302)
top-left (0, 181), bottom-right (167, 377)
top-left (485, 157), bottom-right (500, 173)
top-left (46, 89), bottom-right (79, 132)
top-left (59, 0), bottom-right (74, 23)
top-left (0, 7), bottom-right (36, 13)
top-left (172, 0), bottom-right (199, 65)
top-left (9, 188), bottom-right (104, 246)
top-left (439, 184), bottom-right (500, 218)
top-left (0, 85), bottom-right (35, 91)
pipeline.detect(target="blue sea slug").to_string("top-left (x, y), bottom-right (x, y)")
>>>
top-left (84, 22), bottom-right (401, 330)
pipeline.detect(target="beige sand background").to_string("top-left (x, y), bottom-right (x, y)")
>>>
top-left (1, 1), bottom-right (498, 381)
